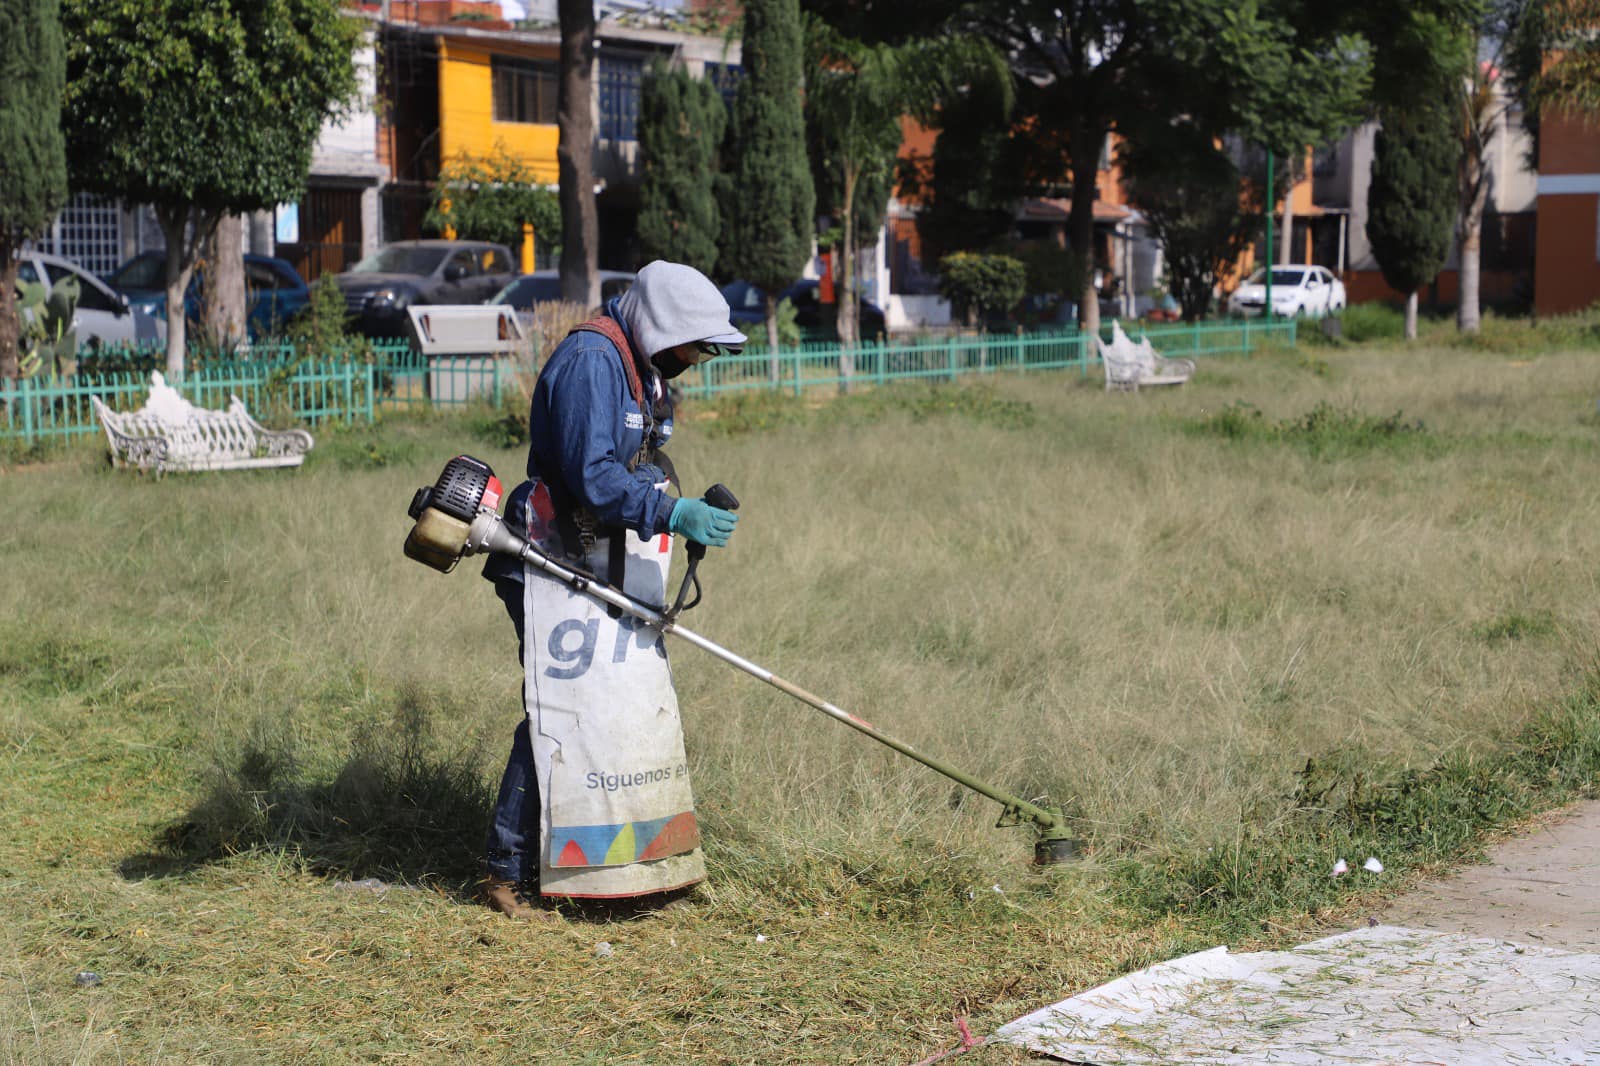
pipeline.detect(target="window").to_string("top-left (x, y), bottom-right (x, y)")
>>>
top-left (45, 261), bottom-right (120, 312)
top-left (447, 249), bottom-right (478, 277)
top-left (246, 261), bottom-right (291, 290)
top-left (705, 63), bottom-right (741, 109)
top-left (600, 54), bottom-right (644, 141)
top-left (110, 254), bottom-right (165, 290)
top-left (493, 55), bottom-right (558, 125)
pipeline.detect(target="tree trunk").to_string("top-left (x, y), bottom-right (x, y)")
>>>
top-left (158, 206), bottom-right (214, 380)
top-left (837, 168), bottom-right (858, 393)
top-left (0, 238), bottom-right (21, 381)
top-left (1405, 289), bottom-right (1419, 341)
top-left (765, 290), bottom-right (780, 383)
top-left (204, 214), bottom-right (249, 351)
top-left (557, 0), bottom-right (598, 309)
top-left (1069, 127), bottom-right (1101, 338)
top-left (1278, 153), bottom-right (1297, 265)
top-left (1457, 156), bottom-right (1487, 335)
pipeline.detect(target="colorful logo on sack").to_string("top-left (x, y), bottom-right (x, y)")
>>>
top-left (549, 812), bottom-right (700, 867)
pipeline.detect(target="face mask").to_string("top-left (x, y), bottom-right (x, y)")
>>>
top-left (651, 349), bottom-right (693, 380)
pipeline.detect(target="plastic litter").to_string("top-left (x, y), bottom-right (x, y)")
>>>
top-left (1331, 858), bottom-right (1349, 877)
top-left (74, 971), bottom-right (101, 988)
top-left (1364, 857), bottom-right (1384, 873)
top-left (594, 941), bottom-right (614, 959)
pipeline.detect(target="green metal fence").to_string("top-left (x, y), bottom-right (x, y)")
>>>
top-left (0, 342), bottom-right (510, 443)
top-left (681, 317), bottom-right (1296, 399)
top-left (0, 318), bottom-right (1295, 444)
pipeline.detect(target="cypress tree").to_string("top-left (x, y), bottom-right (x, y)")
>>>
top-left (720, 0), bottom-right (814, 368)
top-left (637, 62), bottom-right (725, 277)
top-left (0, 0), bottom-right (69, 380)
top-left (1367, 90), bottom-right (1459, 340)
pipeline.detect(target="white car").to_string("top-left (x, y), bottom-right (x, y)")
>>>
top-left (17, 250), bottom-right (165, 349)
top-left (1228, 265), bottom-right (1347, 318)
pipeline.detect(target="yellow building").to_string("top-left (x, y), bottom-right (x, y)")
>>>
top-left (375, 10), bottom-right (741, 270)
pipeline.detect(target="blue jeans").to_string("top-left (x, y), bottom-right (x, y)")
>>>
top-left (485, 580), bottom-right (539, 884)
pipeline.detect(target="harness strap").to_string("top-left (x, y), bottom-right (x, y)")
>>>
top-left (572, 317), bottom-right (645, 408)
top-left (566, 316), bottom-right (653, 605)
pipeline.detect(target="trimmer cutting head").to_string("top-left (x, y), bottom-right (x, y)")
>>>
top-left (1034, 834), bottom-right (1079, 865)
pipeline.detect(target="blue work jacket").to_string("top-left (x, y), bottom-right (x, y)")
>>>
top-left (485, 301), bottom-right (675, 587)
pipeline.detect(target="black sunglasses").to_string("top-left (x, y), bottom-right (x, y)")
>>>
top-left (695, 341), bottom-right (742, 360)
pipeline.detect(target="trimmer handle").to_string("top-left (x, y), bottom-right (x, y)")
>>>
top-left (704, 483), bottom-right (740, 513)
top-left (686, 483), bottom-right (739, 562)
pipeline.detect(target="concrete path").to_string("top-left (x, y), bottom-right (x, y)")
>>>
top-left (1376, 799), bottom-right (1600, 952)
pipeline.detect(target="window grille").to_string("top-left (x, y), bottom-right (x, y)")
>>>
top-left (46, 193), bottom-right (123, 276)
top-left (704, 62), bottom-right (741, 109)
top-left (600, 54), bottom-right (644, 142)
top-left (492, 55), bottom-right (558, 124)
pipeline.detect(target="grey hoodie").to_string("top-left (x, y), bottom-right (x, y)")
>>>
top-left (615, 261), bottom-right (747, 358)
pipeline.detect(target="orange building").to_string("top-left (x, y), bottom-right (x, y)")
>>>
top-left (1534, 107), bottom-right (1600, 315)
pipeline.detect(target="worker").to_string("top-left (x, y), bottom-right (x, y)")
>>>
top-left (479, 261), bottom-right (744, 919)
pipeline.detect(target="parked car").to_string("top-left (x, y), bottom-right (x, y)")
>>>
top-left (1228, 265), bottom-right (1347, 318)
top-left (720, 278), bottom-right (887, 341)
top-left (105, 252), bottom-right (310, 340)
top-left (489, 269), bottom-right (636, 333)
top-left (17, 250), bottom-right (165, 350)
top-left (333, 240), bottom-right (516, 337)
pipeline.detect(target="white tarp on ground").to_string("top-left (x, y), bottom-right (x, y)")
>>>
top-left (992, 925), bottom-right (1600, 1064)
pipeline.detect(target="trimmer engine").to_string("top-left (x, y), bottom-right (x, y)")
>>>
top-left (403, 455), bottom-right (503, 572)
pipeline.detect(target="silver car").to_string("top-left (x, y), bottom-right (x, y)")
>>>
top-left (18, 250), bottom-right (165, 349)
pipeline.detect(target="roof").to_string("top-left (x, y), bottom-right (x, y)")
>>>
top-left (1018, 197), bottom-right (1135, 224)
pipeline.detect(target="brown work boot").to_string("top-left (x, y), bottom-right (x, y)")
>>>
top-left (482, 877), bottom-right (559, 922)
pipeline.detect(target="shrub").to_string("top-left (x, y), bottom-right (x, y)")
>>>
top-left (1337, 302), bottom-right (1406, 343)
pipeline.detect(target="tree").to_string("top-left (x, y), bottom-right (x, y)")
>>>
top-left (557, 0), bottom-right (599, 307)
top-left (937, 252), bottom-right (1025, 327)
top-left (1367, 90), bottom-right (1460, 340)
top-left (1190, 2), bottom-right (1371, 271)
top-left (61, 0), bottom-right (359, 378)
top-left (899, 76), bottom-right (1028, 263)
top-left (637, 61), bottom-right (725, 276)
top-left (0, 0), bottom-right (69, 381)
top-left (1120, 126), bottom-right (1259, 321)
top-left (815, 0), bottom-right (1370, 335)
top-left (1456, 45), bottom-right (1500, 335)
top-left (425, 148), bottom-right (561, 254)
top-left (1501, 0), bottom-right (1600, 129)
top-left (720, 0), bottom-right (814, 371)
top-left (805, 17), bottom-right (1007, 375)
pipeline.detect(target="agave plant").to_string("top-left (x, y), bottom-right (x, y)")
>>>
top-left (14, 274), bottom-right (78, 378)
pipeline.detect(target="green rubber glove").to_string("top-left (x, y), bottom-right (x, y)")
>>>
top-left (668, 497), bottom-right (739, 547)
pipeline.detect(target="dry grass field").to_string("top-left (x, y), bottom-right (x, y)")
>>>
top-left (3, 334), bottom-right (1599, 1062)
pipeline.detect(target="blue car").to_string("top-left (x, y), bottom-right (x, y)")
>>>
top-left (720, 278), bottom-right (887, 341)
top-left (106, 252), bottom-right (311, 340)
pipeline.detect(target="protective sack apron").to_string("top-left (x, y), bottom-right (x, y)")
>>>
top-left (524, 319), bottom-right (705, 899)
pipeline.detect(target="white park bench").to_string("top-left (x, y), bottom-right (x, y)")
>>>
top-left (1097, 321), bottom-right (1196, 392)
top-left (91, 371), bottom-right (314, 474)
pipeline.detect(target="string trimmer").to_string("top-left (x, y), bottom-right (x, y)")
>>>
top-left (403, 455), bottom-right (1080, 865)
